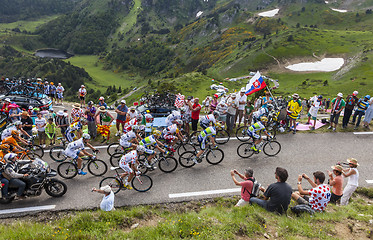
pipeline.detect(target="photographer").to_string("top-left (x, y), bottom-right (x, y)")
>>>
top-left (340, 158), bottom-right (359, 206)
top-left (327, 165), bottom-right (344, 204)
top-left (230, 168), bottom-right (254, 207)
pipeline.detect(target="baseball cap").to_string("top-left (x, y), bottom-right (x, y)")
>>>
top-left (121, 100), bottom-right (126, 104)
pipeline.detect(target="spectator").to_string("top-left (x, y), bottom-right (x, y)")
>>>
top-left (1, 98), bottom-right (11, 114)
top-left (216, 100), bottom-right (228, 126)
top-left (71, 104), bottom-right (84, 123)
top-left (291, 171), bottom-right (331, 212)
top-left (98, 97), bottom-right (108, 109)
top-left (328, 93), bottom-right (345, 132)
top-left (115, 100), bottom-right (128, 136)
top-left (342, 91), bottom-right (359, 128)
top-left (45, 118), bottom-right (56, 146)
top-left (50, 82), bottom-right (57, 103)
top-left (262, 92), bottom-right (272, 108)
top-left (44, 81), bottom-right (50, 96)
top-left (351, 95), bottom-right (370, 130)
top-left (327, 165), bottom-right (344, 204)
top-left (127, 106), bottom-right (138, 121)
top-left (190, 98), bottom-right (201, 131)
top-left (56, 111), bottom-right (69, 139)
top-left (254, 97), bottom-right (262, 110)
top-left (8, 104), bottom-right (22, 123)
top-left (96, 106), bottom-right (114, 144)
top-left (230, 168), bottom-right (254, 207)
top-left (306, 95), bottom-right (323, 130)
top-left (183, 96), bottom-right (193, 134)
top-left (92, 185), bottom-right (115, 211)
top-left (27, 106), bottom-right (34, 116)
top-left (86, 101), bottom-right (97, 139)
top-left (202, 96), bottom-right (210, 114)
top-left (45, 108), bottom-right (56, 122)
top-left (235, 88), bottom-right (247, 128)
top-left (35, 112), bottom-right (46, 148)
top-left (287, 93), bottom-right (302, 134)
top-left (250, 167), bottom-right (292, 214)
top-left (78, 85), bottom-right (87, 107)
top-left (209, 94), bottom-right (218, 114)
top-left (325, 98), bottom-right (331, 112)
top-left (226, 94), bottom-right (238, 132)
top-left (340, 158), bottom-right (359, 206)
top-left (20, 111), bottom-right (33, 137)
top-left (56, 83), bottom-right (65, 105)
top-left (244, 100), bottom-right (254, 127)
top-left (362, 96), bottom-right (373, 129)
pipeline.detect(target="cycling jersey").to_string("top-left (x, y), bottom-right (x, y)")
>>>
top-left (68, 121), bottom-right (82, 132)
top-left (123, 118), bottom-right (138, 133)
top-left (287, 100), bottom-right (302, 119)
top-left (1, 126), bottom-right (17, 140)
top-left (163, 124), bottom-right (179, 141)
top-left (139, 135), bottom-right (157, 154)
top-left (200, 114), bottom-right (216, 129)
top-left (198, 127), bottom-right (216, 150)
top-left (165, 111), bottom-right (181, 126)
top-left (119, 131), bottom-right (137, 148)
top-left (119, 150), bottom-right (138, 174)
top-left (2, 136), bottom-right (19, 148)
top-left (252, 107), bottom-right (268, 121)
top-left (247, 122), bottom-right (265, 139)
top-left (64, 138), bottom-right (85, 160)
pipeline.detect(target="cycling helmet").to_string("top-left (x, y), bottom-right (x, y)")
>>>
top-left (0, 144), bottom-right (10, 150)
top-left (175, 119), bottom-right (183, 125)
top-left (153, 130), bottom-right (161, 137)
top-left (82, 133), bottom-right (91, 140)
top-left (365, 95), bottom-right (371, 99)
top-left (136, 114), bottom-right (143, 121)
top-left (4, 153), bottom-right (17, 162)
top-left (11, 130), bottom-right (19, 137)
top-left (213, 111), bottom-right (220, 117)
top-left (14, 121), bottom-right (22, 126)
top-left (260, 116), bottom-right (268, 123)
top-left (139, 125), bottom-right (146, 131)
top-left (136, 145), bottom-right (145, 152)
top-left (267, 104), bottom-right (274, 110)
top-left (131, 125), bottom-right (139, 131)
top-left (87, 101), bottom-right (94, 106)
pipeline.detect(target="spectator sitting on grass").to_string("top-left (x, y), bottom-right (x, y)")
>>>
top-left (230, 168), bottom-right (254, 207)
top-left (250, 167), bottom-right (292, 214)
top-left (291, 171), bottom-right (331, 212)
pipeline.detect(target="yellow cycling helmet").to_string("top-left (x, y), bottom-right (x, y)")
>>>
top-left (260, 116), bottom-right (268, 123)
top-left (153, 130), bottom-right (161, 137)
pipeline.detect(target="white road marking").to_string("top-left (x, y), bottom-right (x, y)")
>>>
top-left (44, 145), bottom-right (110, 153)
top-left (0, 205), bottom-right (56, 215)
top-left (353, 132), bottom-right (373, 135)
top-left (169, 188), bottom-right (241, 198)
top-left (366, 180), bottom-right (373, 184)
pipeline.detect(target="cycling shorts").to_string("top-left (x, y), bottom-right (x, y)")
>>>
top-left (144, 147), bottom-right (154, 155)
top-left (198, 135), bottom-right (208, 150)
top-left (247, 130), bottom-right (260, 140)
top-left (64, 149), bottom-right (80, 160)
top-left (119, 160), bottom-right (133, 174)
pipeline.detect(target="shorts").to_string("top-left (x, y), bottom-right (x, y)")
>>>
top-left (198, 135), bottom-right (208, 150)
top-left (236, 198), bottom-right (250, 207)
top-left (247, 130), bottom-right (260, 140)
top-left (296, 195), bottom-right (310, 205)
top-left (163, 134), bottom-right (176, 141)
top-left (50, 93), bottom-right (55, 98)
top-left (57, 93), bottom-right (63, 99)
top-left (307, 112), bottom-right (317, 121)
top-left (116, 119), bottom-right (126, 124)
top-left (119, 160), bottom-right (133, 174)
top-left (38, 131), bottom-right (46, 141)
top-left (144, 147), bottom-right (154, 155)
top-left (80, 96), bottom-right (85, 100)
top-left (200, 122), bottom-right (209, 130)
top-left (330, 112), bottom-right (340, 124)
top-left (218, 115), bottom-right (226, 122)
top-left (64, 149), bottom-right (80, 160)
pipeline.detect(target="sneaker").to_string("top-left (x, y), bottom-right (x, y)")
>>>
top-left (293, 130), bottom-right (296, 134)
top-left (251, 145), bottom-right (258, 152)
top-left (125, 185), bottom-right (132, 190)
top-left (169, 147), bottom-right (176, 153)
top-left (101, 138), bottom-right (106, 143)
top-left (287, 128), bottom-right (292, 132)
top-left (115, 132), bottom-right (120, 137)
top-left (192, 156), bottom-right (199, 164)
top-left (144, 161), bottom-right (151, 168)
top-left (332, 128), bottom-right (336, 131)
top-left (310, 127), bottom-right (315, 130)
top-left (327, 126), bottom-right (332, 130)
top-left (78, 170), bottom-right (87, 175)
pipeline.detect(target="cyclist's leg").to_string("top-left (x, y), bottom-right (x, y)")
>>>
top-left (119, 161), bottom-right (131, 185)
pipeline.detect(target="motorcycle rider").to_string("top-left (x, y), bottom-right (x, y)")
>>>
top-left (3, 153), bottom-right (30, 200)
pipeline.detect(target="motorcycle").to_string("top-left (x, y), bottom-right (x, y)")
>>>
top-left (0, 158), bottom-right (67, 204)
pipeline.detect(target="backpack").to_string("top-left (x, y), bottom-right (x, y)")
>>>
top-left (244, 178), bottom-right (261, 198)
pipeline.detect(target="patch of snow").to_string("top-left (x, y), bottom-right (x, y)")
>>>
top-left (258, 9), bottom-right (279, 17)
top-left (325, 1), bottom-right (329, 3)
top-left (286, 58), bottom-right (344, 72)
top-left (196, 11), bottom-right (203, 18)
top-left (331, 8), bottom-right (347, 13)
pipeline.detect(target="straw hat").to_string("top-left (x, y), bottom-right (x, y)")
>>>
top-left (347, 158), bottom-right (359, 166)
top-left (337, 92), bottom-right (343, 97)
top-left (99, 106), bottom-right (107, 112)
top-left (331, 165), bottom-right (343, 173)
top-left (21, 111), bottom-right (29, 117)
top-left (72, 103), bottom-right (80, 109)
top-left (292, 93), bottom-right (299, 99)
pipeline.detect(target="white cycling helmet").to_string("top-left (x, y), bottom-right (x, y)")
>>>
top-left (4, 153), bottom-right (17, 162)
top-left (139, 125), bottom-right (145, 131)
top-left (14, 121), bottom-right (22, 126)
top-left (82, 133), bottom-right (91, 140)
top-left (175, 119), bottom-right (183, 125)
top-left (136, 145), bottom-right (145, 152)
top-left (132, 125), bottom-right (139, 131)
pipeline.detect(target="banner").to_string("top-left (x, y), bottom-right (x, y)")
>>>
top-left (174, 93), bottom-right (185, 108)
top-left (245, 71), bottom-right (267, 95)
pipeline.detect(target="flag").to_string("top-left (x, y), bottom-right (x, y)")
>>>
top-left (174, 93), bottom-right (185, 108)
top-left (245, 71), bottom-right (267, 95)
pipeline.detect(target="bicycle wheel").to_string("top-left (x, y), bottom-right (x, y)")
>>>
top-left (158, 156), bottom-right (178, 173)
top-left (178, 151), bottom-right (196, 168)
top-left (110, 153), bottom-right (123, 167)
top-left (189, 131), bottom-right (200, 146)
top-left (100, 177), bottom-right (122, 194)
top-left (30, 145), bottom-right (44, 158)
top-left (26, 151), bottom-right (42, 159)
top-left (237, 143), bottom-right (255, 158)
top-left (206, 148), bottom-right (224, 165)
top-left (263, 140), bottom-right (281, 156)
top-left (49, 146), bottom-right (67, 162)
top-left (177, 143), bottom-right (196, 156)
top-left (107, 143), bottom-right (123, 156)
top-left (88, 159), bottom-right (108, 176)
top-left (131, 174), bottom-right (153, 192)
top-left (215, 129), bottom-right (230, 145)
top-left (236, 126), bottom-right (252, 142)
top-left (57, 162), bottom-right (78, 179)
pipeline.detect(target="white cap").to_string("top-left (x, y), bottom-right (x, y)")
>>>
top-left (100, 185), bottom-right (112, 193)
top-left (57, 110), bottom-right (64, 116)
top-left (240, 87), bottom-right (246, 93)
top-left (5, 98), bottom-right (10, 102)
top-left (353, 91), bottom-right (358, 96)
top-left (99, 96), bottom-right (104, 100)
top-left (121, 100), bottom-right (126, 104)
top-left (81, 85), bottom-right (85, 88)
top-left (337, 92), bottom-right (343, 97)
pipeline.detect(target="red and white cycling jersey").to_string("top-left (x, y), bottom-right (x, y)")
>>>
top-left (119, 150), bottom-right (138, 165)
top-left (123, 118), bottom-right (138, 133)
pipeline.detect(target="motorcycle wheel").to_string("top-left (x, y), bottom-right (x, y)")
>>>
top-left (44, 179), bottom-right (67, 197)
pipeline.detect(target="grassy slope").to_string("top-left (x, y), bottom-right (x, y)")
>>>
top-left (0, 15), bottom-right (60, 34)
top-left (0, 191), bottom-right (372, 239)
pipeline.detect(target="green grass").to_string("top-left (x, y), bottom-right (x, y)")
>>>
top-left (0, 191), bottom-right (372, 239)
top-left (0, 15), bottom-right (60, 34)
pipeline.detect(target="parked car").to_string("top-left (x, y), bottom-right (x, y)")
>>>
top-left (0, 94), bottom-right (52, 111)
top-left (136, 104), bottom-right (176, 118)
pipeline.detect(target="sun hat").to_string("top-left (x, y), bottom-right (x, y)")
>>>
top-left (240, 87), bottom-right (246, 93)
top-left (129, 106), bottom-right (136, 110)
top-left (99, 106), bottom-right (107, 112)
top-left (231, 93), bottom-right (236, 98)
top-left (4, 98), bottom-right (10, 102)
top-left (81, 85), bottom-right (85, 88)
top-left (331, 165), bottom-right (343, 173)
top-left (292, 93), bottom-right (299, 99)
top-left (99, 97), bottom-right (104, 100)
top-left (100, 185), bottom-right (112, 193)
top-left (337, 92), bottom-right (343, 97)
top-left (347, 158), bottom-right (359, 166)
top-left (72, 103), bottom-right (80, 109)
top-left (57, 110), bottom-right (64, 116)
top-left (121, 100), bottom-right (126, 104)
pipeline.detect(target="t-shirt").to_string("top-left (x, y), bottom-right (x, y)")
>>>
top-left (237, 94), bottom-right (247, 111)
top-left (8, 108), bottom-right (22, 122)
top-left (245, 105), bottom-right (254, 115)
top-left (78, 88), bottom-right (86, 97)
top-left (98, 102), bottom-right (108, 109)
top-left (45, 122), bottom-right (57, 134)
top-left (262, 96), bottom-right (273, 108)
top-left (239, 178), bottom-right (254, 202)
top-left (264, 182), bottom-right (292, 214)
top-left (227, 97), bottom-right (239, 115)
top-left (308, 184), bottom-right (331, 212)
top-left (116, 105), bottom-right (128, 121)
top-left (331, 175), bottom-right (343, 196)
top-left (86, 107), bottom-right (96, 122)
top-left (216, 102), bottom-right (228, 116)
top-left (308, 99), bottom-right (322, 117)
top-left (100, 191), bottom-right (114, 211)
top-left (331, 98), bottom-right (346, 111)
top-left (35, 117), bottom-right (46, 132)
top-left (191, 103), bottom-right (201, 120)
top-left (287, 100), bottom-right (302, 118)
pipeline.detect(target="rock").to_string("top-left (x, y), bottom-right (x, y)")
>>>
top-left (130, 223), bottom-right (139, 230)
top-left (369, 220), bottom-right (373, 225)
top-left (264, 233), bottom-right (270, 239)
top-left (275, 232), bottom-right (278, 237)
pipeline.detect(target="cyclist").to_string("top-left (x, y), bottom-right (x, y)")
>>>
top-left (165, 110), bottom-right (182, 126)
top-left (252, 104), bottom-right (274, 123)
top-left (199, 111), bottom-right (219, 129)
top-left (247, 116), bottom-right (272, 152)
top-left (64, 133), bottom-right (98, 175)
top-left (123, 115), bottom-right (141, 134)
top-left (138, 130), bottom-right (168, 168)
top-left (119, 125), bottom-right (142, 150)
top-left (65, 118), bottom-right (86, 143)
top-left (118, 145), bottom-right (146, 189)
top-left (1, 121), bottom-right (30, 140)
top-left (1, 130), bottom-right (28, 153)
top-left (0, 144), bottom-right (11, 163)
top-left (162, 119), bottom-right (184, 152)
top-left (193, 126), bottom-right (218, 164)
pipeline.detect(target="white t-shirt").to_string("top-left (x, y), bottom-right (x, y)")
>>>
top-left (346, 168), bottom-right (359, 187)
top-left (35, 117), bottom-right (46, 132)
top-left (237, 94), bottom-right (247, 111)
top-left (128, 111), bottom-right (138, 120)
top-left (309, 99), bottom-right (322, 118)
top-left (78, 88), bottom-right (87, 97)
top-left (100, 191), bottom-right (115, 211)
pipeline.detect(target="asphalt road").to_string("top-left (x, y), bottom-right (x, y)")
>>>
top-left (0, 131), bottom-right (372, 217)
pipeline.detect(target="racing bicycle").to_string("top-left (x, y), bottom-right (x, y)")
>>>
top-left (236, 137), bottom-right (281, 158)
top-left (178, 144), bottom-right (224, 168)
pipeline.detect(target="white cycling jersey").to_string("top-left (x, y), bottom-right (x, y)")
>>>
top-left (200, 114), bottom-right (216, 125)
